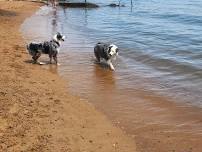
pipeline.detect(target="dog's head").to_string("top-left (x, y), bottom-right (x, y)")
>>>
top-left (53, 32), bottom-right (65, 42)
top-left (108, 44), bottom-right (119, 56)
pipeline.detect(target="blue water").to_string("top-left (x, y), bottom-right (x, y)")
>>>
top-left (22, 0), bottom-right (202, 107)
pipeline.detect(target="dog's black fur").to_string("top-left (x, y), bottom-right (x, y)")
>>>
top-left (94, 42), bottom-right (111, 62)
top-left (94, 42), bottom-right (119, 70)
top-left (27, 33), bottom-right (65, 64)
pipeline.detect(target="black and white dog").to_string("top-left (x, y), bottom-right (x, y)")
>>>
top-left (27, 32), bottom-right (65, 65)
top-left (94, 42), bottom-right (119, 70)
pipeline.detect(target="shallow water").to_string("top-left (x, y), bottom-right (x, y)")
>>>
top-left (21, 0), bottom-right (202, 139)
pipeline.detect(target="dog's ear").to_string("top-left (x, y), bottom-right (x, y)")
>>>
top-left (57, 32), bottom-right (64, 41)
top-left (108, 46), bottom-right (113, 54)
top-left (57, 34), bottom-right (61, 39)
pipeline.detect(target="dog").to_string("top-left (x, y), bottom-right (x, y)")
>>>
top-left (27, 32), bottom-right (65, 64)
top-left (94, 42), bottom-right (119, 70)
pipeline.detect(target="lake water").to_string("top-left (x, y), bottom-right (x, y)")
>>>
top-left (21, 0), bottom-right (202, 147)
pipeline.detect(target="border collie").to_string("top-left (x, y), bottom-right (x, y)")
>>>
top-left (27, 32), bottom-right (65, 65)
top-left (94, 42), bottom-right (119, 70)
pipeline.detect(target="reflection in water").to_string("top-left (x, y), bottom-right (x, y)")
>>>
top-left (61, 6), bottom-right (89, 26)
top-left (48, 64), bottom-right (59, 74)
top-left (84, 8), bottom-right (88, 26)
top-left (93, 64), bottom-right (116, 90)
top-left (51, 8), bottom-right (57, 34)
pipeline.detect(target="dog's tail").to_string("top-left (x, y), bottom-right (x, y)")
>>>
top-left (26, 43), bottom-right (35, 56)
top-left (26, 43), bottom-right (29, 51)
top-left (26, 44), bottom-right (31, 54)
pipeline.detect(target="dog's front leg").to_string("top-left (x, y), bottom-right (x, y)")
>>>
top-left (107, 60), bottom-right (115, 71)
top-left (53, 55), bottom-right (58, 65)
top-left (49, 54), bottom-right (53, 64)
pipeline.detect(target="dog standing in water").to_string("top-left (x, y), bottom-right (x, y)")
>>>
top-left (94, 42), bottom-right (119, 71)
top-left (27, 33), bottom-right (65, 65)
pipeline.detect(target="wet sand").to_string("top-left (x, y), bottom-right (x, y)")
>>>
top-left (0, 1), bottom-right (136, 151)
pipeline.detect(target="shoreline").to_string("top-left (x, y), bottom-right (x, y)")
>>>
top-left (0, 1), bottom-right (136, 151)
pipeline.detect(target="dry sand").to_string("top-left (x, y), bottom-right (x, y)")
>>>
top-left (0, 1), bottom-right (136, 151)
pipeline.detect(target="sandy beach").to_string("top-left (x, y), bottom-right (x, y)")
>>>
top-left (0, 1), bottom-right (136, 151)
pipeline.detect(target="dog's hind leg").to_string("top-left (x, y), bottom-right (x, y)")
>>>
top-left (94, 51), bottom-right (101, 62)
top-left (32, 52), bottom-right (41, 64)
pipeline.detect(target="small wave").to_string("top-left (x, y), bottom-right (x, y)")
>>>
top-left (152, 13), bottom-right (202, 26)
top-left (122, 49), bottom-right (202, 80)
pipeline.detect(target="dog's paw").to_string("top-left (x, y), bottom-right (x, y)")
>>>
top-left (39, 62), bottom-right (46, 65)
top-left (56, 63), bottom-right (61, 66)
top-left (32, 61), bottom-right (39, 64)
top-left (110, 67), bottom-right (115, 71)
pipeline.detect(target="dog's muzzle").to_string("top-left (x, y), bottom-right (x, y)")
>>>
top-left (61, 36), bottom-right (65, 41)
